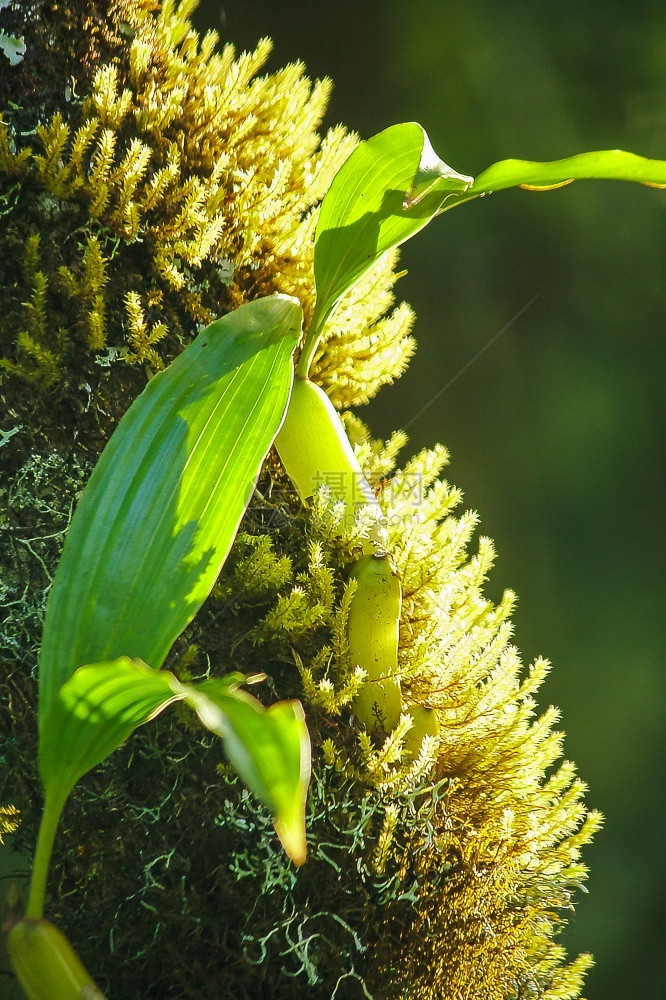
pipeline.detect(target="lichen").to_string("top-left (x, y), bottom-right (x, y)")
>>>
top-left (0, 3), bottom-right (599, 999)
top-left (0, 0), bottom-right (25, 68)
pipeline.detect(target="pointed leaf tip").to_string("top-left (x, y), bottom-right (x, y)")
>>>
top-left (269, 699), bottom-right (310, 866)
top-left (192, 682), bottom-right (311, 865)
top-left (39, 659), bottom-right (311, 867)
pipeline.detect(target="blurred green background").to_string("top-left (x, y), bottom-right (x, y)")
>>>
top-left (190, 2), bottom-right (665, 998)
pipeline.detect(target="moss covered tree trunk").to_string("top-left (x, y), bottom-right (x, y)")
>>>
top-left (1, 3), bottom-right (598, 998)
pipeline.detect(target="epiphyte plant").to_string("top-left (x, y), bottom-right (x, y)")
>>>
top-left (5, 296), bottom-right (312, 997)
top-left (10, 118), bottom-right (666, 996)
top-left (3, 4), bottom-right (666, 995)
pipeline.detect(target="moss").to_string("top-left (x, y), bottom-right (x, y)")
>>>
top-left (0, 805), bottom-right (19, 843)
top-left (0, 3), bottom-right (599, 999)
top-left (0, 0), bottom-right (411, 407)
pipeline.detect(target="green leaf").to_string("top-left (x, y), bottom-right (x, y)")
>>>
top-left (303, 127), bottom-right (666, 378)
top-left (445, 148), bottom-right (666, 208)
top-left (39, 659), bottom-right (179, 804)
top-left (298, 122), bottom-right (472, 373)
top-left (39, 658), bottom-right (310, 866)
top-left (195, 678), bottom-right (310, 866)
top-left (38, 295), bottom-right (302, 722)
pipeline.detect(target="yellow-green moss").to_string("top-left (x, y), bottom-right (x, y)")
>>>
top-left (0, 804), bottom-right (19, 842)
top-left (0, 0), bottom-right (412, 401)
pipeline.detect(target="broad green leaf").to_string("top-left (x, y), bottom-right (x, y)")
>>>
top-left (299, 122), bottom-right (472, 372)
top-left (443, 149), bottom-right (666, 209)
top-left (39, 658), bottom-right (310, 865)
top-left (302, 126), bottom-right (666, 378)
top-left (39, 660), bottom-right (179, 805)
top-left (39, 295), bottom-right (302, 722)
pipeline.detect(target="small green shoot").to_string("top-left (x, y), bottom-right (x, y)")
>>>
top-left (298, 122), bottom-right (472, 374)
top-left (28, 658), bottom-right (309, 917)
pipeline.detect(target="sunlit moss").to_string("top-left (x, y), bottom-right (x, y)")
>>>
top-left (0, 3), bottom-right (598, 999)
top-left (312, 248), bottom-right (417, 408)
top-left (0, 0), bottom-right (410, 397)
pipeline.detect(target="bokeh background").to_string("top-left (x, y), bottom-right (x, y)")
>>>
top-left (191, 3), bottom-right (666, 998)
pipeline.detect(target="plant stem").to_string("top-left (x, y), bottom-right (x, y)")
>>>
top-left (26, 791), bottom-right (65, 919)
top-left (295, 303), bottom-right (326, 378)
top-left (275, 375), bottom-right (386, 552)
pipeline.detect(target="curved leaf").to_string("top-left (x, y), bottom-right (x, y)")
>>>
top-left (39, 296), bottom-right (302, 721)
top-left (446, 148), bottom-right (666, 208)
top-left (299, 122), bottom-right (472, 372)
top-left (39, 658), bottom-right (310, 865)
top-left (304, 129), bottom-right (666, 378)
top-left (195, 678), bottom-right (310, 866)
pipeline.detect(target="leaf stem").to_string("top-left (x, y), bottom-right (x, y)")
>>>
top-left (275, 375), bottom-right (386, 553)
top-left (295, 303), bottom-right (325, 378)
top-left (26, 791), bottom-right (66, 919)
